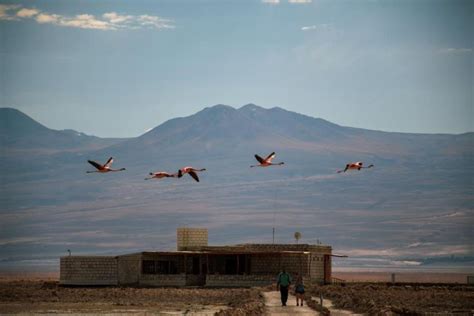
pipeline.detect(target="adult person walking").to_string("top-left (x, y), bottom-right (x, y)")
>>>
top-left (276, 268), bottom-right (292, 306)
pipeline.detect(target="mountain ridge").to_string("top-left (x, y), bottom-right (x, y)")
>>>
top-left (2, 105), bottom-right (472, 140)
top-left (0, 107), bottom-right (127, 151)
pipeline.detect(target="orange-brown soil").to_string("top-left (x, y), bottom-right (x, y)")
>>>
top-left (307, 283), bottom-right (474, 315)
top-left (0, 280), bottom-right (264, 315)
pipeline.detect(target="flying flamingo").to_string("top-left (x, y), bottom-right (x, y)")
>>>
top-left (145, 171), bottom-right (178, 180)
top-left (337, 162), bottom-right (374, 173)
top-left (178, 167), bottom-right (206, 182)
top-left (86, 157), bottom-right (126, 173)
top-left (250, 152), bottom-right (284, 168)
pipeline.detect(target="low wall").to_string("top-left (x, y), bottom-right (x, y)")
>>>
top-left (60, 256), bottom-right (118, 285)
top-left (206, 274), bottom-right (275, 287)
top-left (139, 274), bottom-right (187, 287)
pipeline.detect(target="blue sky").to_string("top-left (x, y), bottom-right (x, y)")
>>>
top-left (1, 0), bottom-right (472, 137)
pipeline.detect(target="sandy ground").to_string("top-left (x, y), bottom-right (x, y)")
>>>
top-left (1, 273), bottom-right (473, 314)
top-left (0, 280), bottom-right (264, 315)
top-left (307, 283), bottom-right (474, 315)
top-left (263, 291), bottom-right (317, 315)
top-left (314, 297), bottom-right (362, 316)
top-left (2, 271), bottom-right (472, 284)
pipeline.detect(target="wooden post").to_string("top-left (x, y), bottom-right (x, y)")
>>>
top-left (199, 255), bottom-right (202, 275)
top-left (236, 254), bottom-right (240, 275)
top-left (184, 254), bottom-right (187, 274)
top-left (308, 254), bottom-right (311, 280)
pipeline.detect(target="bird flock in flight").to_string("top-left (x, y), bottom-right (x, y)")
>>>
top-left (87, 152), bottom-right (374, 182)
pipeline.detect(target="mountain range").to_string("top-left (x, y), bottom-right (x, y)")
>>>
top-left (0, 105), bottom-right (472, 272)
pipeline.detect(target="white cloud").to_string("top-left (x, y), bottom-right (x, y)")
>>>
top-left (0, 4), bottom-right (21, 20)
top-left (262, 0), bottom-right (280, 4)
top-left (138, 14), bottom-right (175, 29)
top-left (301, 23), bottom-right (332, 31)
top-left (438, 48), bottom-right (472, 54)
top-left (301, 25), bottom-right (317, 31)
top-left (59, 14), bottom-right (114, 30)
top-left (16, 8), bottom-right (39, 18)
top-left (36, 13), bottom-right (60, 24)
top-left (103, 12), bottom-right (132, 24)
top-left (1, 6), bottom-right (175, 31)
top-left (339, 244), bottom-right (473, 258)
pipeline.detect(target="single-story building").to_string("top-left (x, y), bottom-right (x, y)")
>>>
top-left (60, 228), bottom-right (333, 287)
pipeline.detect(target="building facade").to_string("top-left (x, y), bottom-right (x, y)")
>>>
top-left (60, 228), bottom-right (332, 287)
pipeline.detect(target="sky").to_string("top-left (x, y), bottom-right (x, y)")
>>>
top-left (0, 0), bottom-right (472, 138)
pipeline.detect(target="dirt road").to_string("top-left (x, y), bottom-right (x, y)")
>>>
top-left (263, 291), bottom-right (318, 315)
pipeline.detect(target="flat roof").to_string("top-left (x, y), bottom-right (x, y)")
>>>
top-left (140, 250), bottom-right (312, 255)
top-left (60, 243), bottom-right (332, 259)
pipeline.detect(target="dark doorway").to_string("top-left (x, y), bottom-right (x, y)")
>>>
top-left (192, 257), bottom-right (200, 275)
top-left (238, 254), bottom-right (249, 274)
top-left (225, 257), bottom-right (237, 274)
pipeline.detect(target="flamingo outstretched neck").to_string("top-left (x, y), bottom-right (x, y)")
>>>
top-left (337, 162), bottom-right (374, 173)
top-left (145, 171), bottom-right (178, 180)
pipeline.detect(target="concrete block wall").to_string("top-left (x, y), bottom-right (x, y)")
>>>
top-left (139, 274), bottom-right (187, 287)
top-left (60, 256), bottom-right (118, 285)
top-left (308, 245), bottom-right (332, 253)
top-left (177, 228), bottom-right (208, 251)
top-left (117, 254), bottom-right (141, 285)
top-left (185, 274), bottom-right (205, 286)
top-left (250, 253), bottom-right (309, 276)
top-left (309, 253), bottom-right (325, 281)
top-left (250, 254), bottom-right (280, 274)
top-left (279, 253), bottom-right (309, 276)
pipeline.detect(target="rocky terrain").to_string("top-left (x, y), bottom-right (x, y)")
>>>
top-left (2, 278), bottom-right (473, 315)
top-left (307, 283), bottom-right (474, 315)
top-left (0, 280), bottom-right (264, 315)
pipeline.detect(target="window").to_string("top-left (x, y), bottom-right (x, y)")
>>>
top-left (156, 260), bottom-right (170, 274)
top-left (142, 260), bottom-right (179, 274)
top-left (142, 260), bottom-right (156, 274)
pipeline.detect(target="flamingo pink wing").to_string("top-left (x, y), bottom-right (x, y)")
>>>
top-left (104, 157), bottom-right (114, 168)
top-left (265, 152), bottom-right (276, 163)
